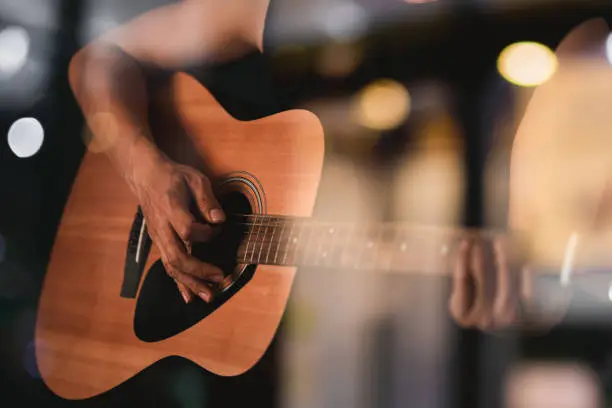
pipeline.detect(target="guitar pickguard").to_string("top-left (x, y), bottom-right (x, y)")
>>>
top-left (134, 189), bottom-right (257, 342)
top-left (134, 261), bottom-right (257, 342)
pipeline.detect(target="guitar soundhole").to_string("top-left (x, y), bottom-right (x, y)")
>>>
top-left (134, 191), bottom-right (256, 343)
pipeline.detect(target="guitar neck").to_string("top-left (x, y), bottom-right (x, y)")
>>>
top-left (232, 215), bottom-right (612, 278)
top-left (233, 214), bottom-right (510, 275)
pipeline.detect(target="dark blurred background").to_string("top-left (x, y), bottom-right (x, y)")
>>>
top-left (2, 0), bottom-right (612, 407)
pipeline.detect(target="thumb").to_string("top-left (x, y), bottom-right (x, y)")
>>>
top-left (184, 171), bottom-right (225, 224)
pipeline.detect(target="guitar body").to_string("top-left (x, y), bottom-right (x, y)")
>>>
top-left (35, 73), bottom-right (325, 399)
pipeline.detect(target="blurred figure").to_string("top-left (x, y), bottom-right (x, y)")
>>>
top-left (507, 18), bottom-right (612, 320)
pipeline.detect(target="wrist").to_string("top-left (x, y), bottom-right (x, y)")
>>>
top-left (113, 136), bottom-right (170, 192)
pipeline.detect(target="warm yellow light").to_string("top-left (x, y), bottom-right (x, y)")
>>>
top-left (353, 79), bottom-right (411, 130)
top-left (497, 42), bottom-right (558, 87)
top-left (316, 42), bottom-right (363, 78)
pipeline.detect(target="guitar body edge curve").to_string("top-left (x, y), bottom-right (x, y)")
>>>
top-left (35, 72), bottom-right (325, 400)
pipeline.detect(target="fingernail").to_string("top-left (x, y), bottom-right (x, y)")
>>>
top-left (199, 292), bottom-right (211, 303)
top-left (210, 209), bottom-right (225, 223)
top-left (181, 291), bottom-right (191, 304)
top-left (211, 274), bottom-right (224, 283)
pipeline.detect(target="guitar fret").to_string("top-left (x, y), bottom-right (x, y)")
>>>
top-left (355, 223), bottom-right (368, 269)
top-left (294, 222), bottom-right (302, 265)
top-left (373, 225), bottom-right (383, 270)
top-left (388, 226), bottom-right (402, 271)
top-left (249, 221), bottom-right (258, 264)
top-left (264, 222), bottom-right (272, 263)
top-left (244, 220), bottom-right (255, 264)
top-left (327, 225), bottom-right (336, 268)
top-left (249, 222), bottom-right (256, 262)
top-left (342, 224), bottom-right (352, 268)
top-left (343, 223), bottom-right (354, 269)
top-left (394, 229), bottom-right (407, 271)
top-left (283, 221), bottom-right (294, 265)
top-left (365, 224), bottom-right (376, 269)
top-left (382, 226), bottom-right (395, 272)
top-left (350, 224), bottom-right (358, 270)
top-left (274, 220), bottom-right (284, 265)
top-left (356, 224), bottom-right (364, 269)
top-left (314, 224), bottom-right (325, 266)
top-left (265, 219), bottom-right (276, 264)
top-left (256, 219), bottom-right (265, 264)
top-left (302, 223), bottom-right (314, 267)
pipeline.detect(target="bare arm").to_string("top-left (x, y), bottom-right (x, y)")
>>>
top-left (69, 0), bottom-right (269, 187)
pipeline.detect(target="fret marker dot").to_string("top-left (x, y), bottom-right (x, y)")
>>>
top-left (329, 228), bottom-right (334, 234)
top-left (441, 245), bottom-right (449, 256)
top-left (292, 237), bottom-right (298, 244)
top-left (322, 252), bottom-right (327, 258)
top-left (366, 242), bottom-right (373, 249)
top-left (400, 243), bottom-right (407, 251)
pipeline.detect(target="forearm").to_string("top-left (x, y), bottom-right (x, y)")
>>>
top-left (68, 43), bottom-right (165, 190)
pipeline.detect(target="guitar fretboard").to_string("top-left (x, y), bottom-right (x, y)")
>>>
top-left (233, 215), bottom-right (499, 274)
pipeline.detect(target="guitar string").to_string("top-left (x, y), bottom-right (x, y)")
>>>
top-left (227, 213), bottom-right (501, 232)
top-left (215, 226), bottom-right (468, 248)
top-left (184, 214), bottom-right (501, 265)
top-left (222, 214), bottom-right (502, 237)
top-left (205, 222), bottom-right (478, 250)
top-left (225, 221), bottom-right (495, 236)
top-left (223, 227), bottom-right (456, 266)
top-left (211, 217), bottom-right (459, 267)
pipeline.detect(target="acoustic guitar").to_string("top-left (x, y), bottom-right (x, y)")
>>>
top-left (34, 71), bottom-right (608, 400)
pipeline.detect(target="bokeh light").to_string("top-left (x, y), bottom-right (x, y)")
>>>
top-left (498, 41), bottom-right (557, 87)
top-left (7, 117), bottom-right (45, 158)
top-left (316, 42), bottom-right (363, 78)
top-left (0, 26), bottom-right (30, 78)
top-left (353, 79), bottom-right (411, 130)
top-left (506, 363), bottom-right (599, 408)
top-left (322, 0), bottom-right (368, 41)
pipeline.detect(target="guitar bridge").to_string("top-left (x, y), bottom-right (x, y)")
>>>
top-left (121, 206), bottom-right (151, 298)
